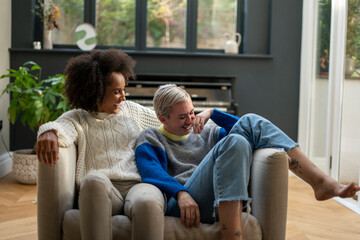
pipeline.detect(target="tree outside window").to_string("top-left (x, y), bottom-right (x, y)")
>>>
top-left (96, 0), bottom-right (136, 47)
top-left (52, 0), bottom-right (84, 45)
top-left (197, 0), bottom-right (237, 50)
top-left (147, 0), bottom-right (186, 48)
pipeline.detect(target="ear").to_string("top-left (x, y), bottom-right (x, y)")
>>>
top-left (158, 115), bottom-right (167, 124)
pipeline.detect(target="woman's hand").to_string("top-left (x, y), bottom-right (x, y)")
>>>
top-left (177, 191), bottom-right (200, 228)
top-left (36, 130), bottom-right (59, 167)
top-left (192, 108), bottom-right (214, 134)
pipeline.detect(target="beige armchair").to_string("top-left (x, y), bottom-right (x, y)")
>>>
top-left (37, 145), bottom-right (289, 240)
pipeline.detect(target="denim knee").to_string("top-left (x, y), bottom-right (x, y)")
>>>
top-left (231, 113), bottom-right (299, 152)
top-left (242, 113), bottom-right (263, 121)
top-left (221, 134), bottom-right (252, 158)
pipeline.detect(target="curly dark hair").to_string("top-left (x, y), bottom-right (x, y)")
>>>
top-left (64, 49), bottom-right (136, 112)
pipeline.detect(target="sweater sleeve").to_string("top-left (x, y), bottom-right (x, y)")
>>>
top-left (210, 108), bottom-right (240, 140)
top-left (125, 101), bottom-right (161, 130)
top-left (37, 109), bottom-right (80, 147)
top-left (135, 132), bottom-right (188, 199)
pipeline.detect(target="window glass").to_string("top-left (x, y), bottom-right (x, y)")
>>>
top-left (96, 0), bottom-right (136, 47)
top-left (317, 0), bottom-right (331, 75)
top-left (146, 0), bottom-right (186, 48)
top-left (197, 0), bottom-right (237, 50)
top-left (52, 0), bottom-right (84, 44)
top-left (345, 0), bottom-right (360, 77)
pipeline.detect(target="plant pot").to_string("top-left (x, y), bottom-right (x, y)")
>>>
top-left (12, 149), bottom-right (38, 185)
top-left (345, 58), bottom-right (355, 76)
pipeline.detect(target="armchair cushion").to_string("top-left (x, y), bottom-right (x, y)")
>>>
top-left (62, 209), bottom-right (262, 240)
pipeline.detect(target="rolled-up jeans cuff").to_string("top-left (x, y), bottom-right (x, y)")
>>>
top-left (213, 196), bottom-right (252, 207)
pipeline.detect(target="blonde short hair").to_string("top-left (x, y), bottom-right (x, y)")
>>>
top-left (153, 84), bottom-right (190, 118)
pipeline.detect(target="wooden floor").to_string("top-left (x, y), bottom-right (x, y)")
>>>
top-left (0, 173), bottom-right (37, 240)
top-left (0, 173), bottom-right (359, 240)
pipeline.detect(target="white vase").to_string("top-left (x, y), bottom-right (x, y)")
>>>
top-left (43, 29), bottom-right (53, 50)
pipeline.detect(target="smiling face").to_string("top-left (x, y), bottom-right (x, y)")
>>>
top-left (97, 72), bottom-right (126, 114)
top-left (159, 98), bottom-right (195, 136)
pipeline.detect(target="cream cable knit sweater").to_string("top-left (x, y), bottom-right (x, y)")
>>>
top-left (37, 101), bottom-right (161, 187)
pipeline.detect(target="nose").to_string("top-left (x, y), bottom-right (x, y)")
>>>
top-left (186, 114), bottom-right (194, 123)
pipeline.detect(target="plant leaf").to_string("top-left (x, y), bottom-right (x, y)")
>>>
top-left (9, 104), bottom-right (17, 124)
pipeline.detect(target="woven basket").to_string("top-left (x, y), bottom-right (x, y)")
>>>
top-left (12, 149), bottom-right (38, 185)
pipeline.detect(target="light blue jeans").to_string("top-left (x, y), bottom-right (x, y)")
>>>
top-left (166, 113), bottom-right (298, 224)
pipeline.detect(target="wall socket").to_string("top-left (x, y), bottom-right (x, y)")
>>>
top-left (0, 120), bottom-right (2, 131)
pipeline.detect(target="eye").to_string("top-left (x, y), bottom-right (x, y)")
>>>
top-left (113, 88), bottom-right (125, 95)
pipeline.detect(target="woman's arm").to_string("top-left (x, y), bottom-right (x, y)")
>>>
top-left (135, 142), bottom-right (188, 198)
top-left (194, 108), bottom-right (240, 139)
top-left (36, 130), bottom-right (59, 167)
top-left (210, 108), bottom-right (240, 133)
top-left (136, 141), bottom-right (201, 228)
top-left (125, 101), bottom-right (161, 130)
top-left (36, 109), bottom-right (81, 166)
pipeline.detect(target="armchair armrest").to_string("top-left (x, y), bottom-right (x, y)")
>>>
top-left (37, 144), bottom-right (77, 240)
top-left (250, 148), bottom-right (289, 240)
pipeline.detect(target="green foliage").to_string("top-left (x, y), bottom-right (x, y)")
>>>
top-left (318, 0), bottom-right (331, 59)
top-left (346, 0), bottom-right (360, 65)
top-left (319, 0), bottom-right (360, 69)
top-left (0, 61), bottom-right (70, 131)
top-left (197, 0), bottom-right (237, 38)
top-left (148, 18), bottom-right (166, 47)
top-left (56, 0), bottom-right (83, 19)
top-left (147, 0), bottom-right (186, 47)
top-left (96, 0), bottom-right (136, 46)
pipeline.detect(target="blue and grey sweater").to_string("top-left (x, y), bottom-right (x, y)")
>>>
top-left (135, 109), bottom-right (239, 199)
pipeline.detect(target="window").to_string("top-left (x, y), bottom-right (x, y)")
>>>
top-left (197, 0), bottom-right (238, 49)
top-left (52, 0), bottom-right (84, 45)
top-left (96, 0), bottom-right (136, 47)
top-left (146, 0), bottom-right (187, 49)
top-left (41, 0), bottom-right (242, 52)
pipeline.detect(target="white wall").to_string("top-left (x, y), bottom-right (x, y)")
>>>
top-left (339, 78), bottom-right (360, 184)
top-left (0, 0), bottom-right (12, 178)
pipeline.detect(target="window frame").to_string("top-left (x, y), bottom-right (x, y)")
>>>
top-left (35, 0), bottom-right (245, 53)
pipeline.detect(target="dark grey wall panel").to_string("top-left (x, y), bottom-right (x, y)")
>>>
top-left (243, 0), bottom-right (271, 54)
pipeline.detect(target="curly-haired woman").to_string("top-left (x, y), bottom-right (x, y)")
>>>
top-left (36, 49), bottom-right (165, 240)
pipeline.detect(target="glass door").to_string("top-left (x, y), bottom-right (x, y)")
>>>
top-left (323, 0), bottom-right (360, 212)
top-left (337, 0), bottom-right (360, 208)
top-left (298, 0), bottom-right (332, 174)
top-left (300, 0), bottom-right (360, 212)
top-left (309, 0), bottom-right (332, 174)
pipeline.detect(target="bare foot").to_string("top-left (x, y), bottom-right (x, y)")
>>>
top-left (314, 180), bottom-right (360, 201)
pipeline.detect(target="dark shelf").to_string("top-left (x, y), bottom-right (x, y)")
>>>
top-left (9, 48), bottom-right (273, 59)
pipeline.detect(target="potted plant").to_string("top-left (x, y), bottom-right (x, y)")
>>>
top-left (0, 61), bottom-right (69, 184)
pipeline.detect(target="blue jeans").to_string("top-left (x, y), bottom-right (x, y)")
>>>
top-left (166, 113), bottom-right (298, 224)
